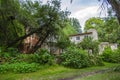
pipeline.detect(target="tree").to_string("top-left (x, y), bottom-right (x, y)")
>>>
top-left (84, 17), bottom-right (105, 42)
top-left (0, 0), bottom-right (26, 48)
top-left (0, 0), bottom-right (37, 47)
top-left (78, 37), bottom-right (99, 54)
top-left (29, 0), bottom-right (69, 53)
top-left (0, 0), bottom-right (70, 53)
top-left (100, 0), bottom-right (120, 24)
top-left (70, 18), bottom-right (82, 33)
top-left (84, 16), bottom-right (120, 43)
top-left (70, 0), bottom-right (120, 24)
top-left (62, 21), bottom-right (77, 36)
top-left (84, 17), bottom-right (104, 31)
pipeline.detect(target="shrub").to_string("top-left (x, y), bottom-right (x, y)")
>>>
top-left (101, 47), bottom-right (120, 63)
top-left (88, 55), bottom-right (104, 66)
top-left (34, 49), bottom-right (54, 65)
top-left (0, 47), bottom-right (19, 64)
top-left (10, 62), bottom-right (39, 73)
top-left (0, 63), bottom-right (9, 73)
top-left (0, 62), bottom-right (39, 73)
top-left (101, 47), bottom-right (113, 62)
top-left (111, 49), bottom-right (120, 63)
top-left (12, 54), bottom-right (35, 63)
top-left (5, 49), bottom-right (54, 65)
top-left (114, 65), bottom-right (120, 72)
top-left (60, 47), bottom-right (90, 68)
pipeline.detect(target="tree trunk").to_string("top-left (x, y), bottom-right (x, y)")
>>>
top-left (31, 31), bottom-right (50, 53)
top-left (7, 25), bottom-right (44, 47)
top-left (108, 0), bottom-right (120, 24)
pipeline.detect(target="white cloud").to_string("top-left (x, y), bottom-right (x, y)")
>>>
top-left (33, 0), bottom-right (107, 30)
top-left (69, 6), bottom-right (106, 30)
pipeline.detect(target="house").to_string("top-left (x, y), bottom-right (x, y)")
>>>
top-left (22, 33), bottom-right (39, 53)
top-left (21, 28), bottom-right (61, 54)
top-left (99, 42), bottom-right (118, 54)
top-left (69, 29), bottom-right (118, 54)
top-left (22, 28), bottom-right (117, 54)
top-left (69, 29), bottom-right (98, 44)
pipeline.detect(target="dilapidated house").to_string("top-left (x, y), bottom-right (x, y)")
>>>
top-left (69, 29), bottom-right (98, 44)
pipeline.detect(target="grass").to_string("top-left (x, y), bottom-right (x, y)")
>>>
top-left (0, 62), bottom-right (119, 80)
top-left (74, 72), bottom-right (120, 80)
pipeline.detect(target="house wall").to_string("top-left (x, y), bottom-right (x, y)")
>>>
top-left (87, 29), bottom-right (98, 40)
top-left (69, 34), bottom-right (92, 44)
top-left (110, 43), bottom-right (117, 50)
top-left (69, 29), bottom-right (98, 44)
top-left (99, 42), bottom-right (118, 54)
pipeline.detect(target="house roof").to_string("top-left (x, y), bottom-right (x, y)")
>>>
top-left (69, 32), bottom-right (92, 37)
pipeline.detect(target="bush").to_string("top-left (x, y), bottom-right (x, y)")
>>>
top-left (60, 47), bottom-right (90, 68)
top-left (2, 49), bottom-right (55, 65)
top-left (101, 47), bottom-right (120, 63)
top-left (114, 65), bottom-right (120, 72)
top-left (34, 49), bottom-right (54, 65)
top-left (111, 49), bottom-right (120, 63)
top-left (12, 54), bottom-right (35, 63)
top-left (0, 62), bottom-right (39, 73)
top-left (88, 55), bottom-right (104, 66)
top-left (0, 64), bottom-right (9, 73)
top-left (0, 47), bottom-right (19, 64)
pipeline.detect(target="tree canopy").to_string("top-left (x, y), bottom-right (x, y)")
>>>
top-left (0, 0), bottom-right (74, 53)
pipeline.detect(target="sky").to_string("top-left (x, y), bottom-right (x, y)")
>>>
top-left (41, 0), bottom-right (108, 29)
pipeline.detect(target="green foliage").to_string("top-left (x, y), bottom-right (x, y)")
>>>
top-left (0, 47), bottom-right (19, 64)
top-left (0, 63), bottom-right (39, 73)
top-left (12, 54), bottom-right (35, 63)
top-left (101, 47), bottom-right (113, 62)
top-left (114, 65), bottom-right (120, 72)
top-left (60, 47), bottom-right (90, 68)
top-left (0, 64), bottom-right (9, 73)
top-left (10, 62), bottom-right (39, 73)
top-left (56, 36), bottom-right (71, 49)
top-left (0, 0), bottom-right (70, 53)
top-left (101, 47), bottom-right (120, 63)
top-left (78, 37), bottom-right (99, 54)
top-left (84, 17), bottom-right (104, 31)
top-left (88, 55), bottom-right (104, 66)
top-left (34, 49), bottom-right (54, 65)
top-left (0, 48), bottom-right (54, 65)
top-left (84, 17), bottom-right (120, 43)
top-left (0, 0), bottom-right (25, 46)
top-left (12, 49), bottom-right (54, 65)
top-left (70, 18), bottom-right (82, 33)
top-left (63, 22), bottom-right (77, 36)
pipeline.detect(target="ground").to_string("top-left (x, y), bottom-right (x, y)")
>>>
top-left (0, 62), bottom-right (119, 80)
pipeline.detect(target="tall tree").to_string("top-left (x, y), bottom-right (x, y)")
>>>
top-left (100, 0), bottom-right (120, 24)
top-left (0, 0), bottom-right (25, 46)
top-left (70, 18), bottom-right (82, 33)
top-left (0, 0), bottom-right (69, 53)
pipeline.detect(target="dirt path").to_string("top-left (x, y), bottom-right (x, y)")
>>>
top-left (58, 68), bottom-right (111, 80)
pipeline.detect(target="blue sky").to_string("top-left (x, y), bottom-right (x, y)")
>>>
top-left (40, 0), bottom-right (108, 29)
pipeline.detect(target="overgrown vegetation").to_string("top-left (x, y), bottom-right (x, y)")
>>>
top-left (0, 62), bottom-right (119, 80)
top-left (0, 0), bottom-right (120, 80)
top-left (0, 63), bottom-right (39, 73)
top-left (60, 46), bottom-right (103, 69)
top-left (101, 47), bottom-right (120, 63)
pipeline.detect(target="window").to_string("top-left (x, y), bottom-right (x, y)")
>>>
top-left (84, 35), bottom-right (88, 38)
top-left (76, 36), bottom-right (80, 40)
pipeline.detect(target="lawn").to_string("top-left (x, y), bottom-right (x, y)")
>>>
top-left (74, 72), bottom-right (120, 80)
top-left (0, 62), bottom-right (119, 80)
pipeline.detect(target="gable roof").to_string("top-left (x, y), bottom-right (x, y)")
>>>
top-left (69, 32), bottom-right (92, 37)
